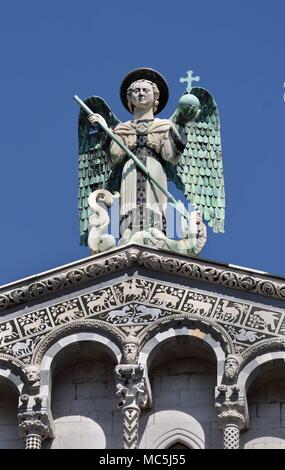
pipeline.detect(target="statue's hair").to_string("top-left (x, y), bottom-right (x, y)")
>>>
top-left (126, 79), bottom-right (160, 113)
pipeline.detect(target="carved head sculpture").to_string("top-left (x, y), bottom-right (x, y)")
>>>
top-left (224, 355), bottom-right (240, 382)
top-left (120, 67), bottom-right (169, 115)
top-left (122, 334), bottom-right (140, 364)
top-left (126, 79), bottom-right (159, 114)
top-left (24, 364), bottom-right (40, 386)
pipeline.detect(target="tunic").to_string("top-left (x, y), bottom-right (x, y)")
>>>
top-left (109, 118), bottom-right (184, 237)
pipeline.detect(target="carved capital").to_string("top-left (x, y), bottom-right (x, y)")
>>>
top-left (18, 411), bottom-right (50, 441)
top-left (215, 398), bottom-right (247, 449)
top-left (215, 400), bottom-right (246, 431)
top-left (18, 394), bottom-right (54, 443)
top-left (115, 364), bottom-right (149, 411)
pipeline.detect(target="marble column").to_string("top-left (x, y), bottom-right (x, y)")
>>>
top-left (18, 410), bottom-right (49, 449)
top-left (115, 364), bottom-right (149, 449)
top-left (215, 386), bottom-right (247, 449)
top-left (18, 394), bottom-right (53, 449)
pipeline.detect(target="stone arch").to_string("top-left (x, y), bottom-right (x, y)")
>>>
top-left (237, 351), bottom-right (285, 392)
top-left (0, 364), bottom-right (24, 448)
top-left (138, 314), bottom-right (233, 352)
top-left (39, 331), bottom-right (123, 449)
top-left (240, 337), bottom-right (285, 363)
top-left (39, 331), bottom-right (122, 398)
top-left (0, 353), bottom-right (25, 371)
top-left (138, 325), bottom-right (224, 449)
top-left (139, 325), bottom-right (226, 385)
top-left (150, 425), bottom-right (204, 449)
top-left (238, 351), bottom-right (285, 449)
top-left (32, 319), bottom-right (124, 366)
top-left (0, 364), bottom-right (24, 395)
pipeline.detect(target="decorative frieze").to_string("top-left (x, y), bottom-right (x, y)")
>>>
top-left (181, 291), bottom-right (217, 316)
top-left (82, 287), bottom-right (117, 315)
top-left (0, 273), bottom-right (284, 365)
top-left (114, 279), bottom-right (153, 304)
top-left (1, 246), bottom-right (285, 314)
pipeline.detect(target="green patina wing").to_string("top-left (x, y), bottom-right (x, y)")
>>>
top-left (170, 87), bottom-right (225, 233)
top-left (78, 96), bottom-right (121, 245)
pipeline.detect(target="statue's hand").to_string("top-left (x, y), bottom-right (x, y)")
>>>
top-left (178, 94), bottom-right (201, 122)
top-left (88, 113), bottom-right (107, 128)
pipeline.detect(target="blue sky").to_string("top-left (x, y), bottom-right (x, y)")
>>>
top-left (0, 0), bottom-right (284, 285)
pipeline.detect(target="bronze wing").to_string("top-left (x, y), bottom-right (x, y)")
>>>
top-left (78, 96), bottom-right (120, 245)
top-left (170, 87), bottom-right (225, 233)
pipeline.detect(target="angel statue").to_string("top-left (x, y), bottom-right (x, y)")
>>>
top-left (75, 68), bottom-right (225, 256)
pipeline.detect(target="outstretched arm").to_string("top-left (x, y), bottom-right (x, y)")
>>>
top-left (88, 114), bottom-right (125, 164)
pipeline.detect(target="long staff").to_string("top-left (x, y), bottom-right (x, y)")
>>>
top-left (74, 95), bottom-right (190, 221)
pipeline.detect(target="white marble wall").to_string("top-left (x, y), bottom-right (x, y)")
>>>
top-left (241, 373), bottom-right (285, 449)
top-left (0, 386), bottom-right (23, 449)
top-left (139, 357), bottom-right (223, 449)
top-left (43, 360), bottom-right (122, 449)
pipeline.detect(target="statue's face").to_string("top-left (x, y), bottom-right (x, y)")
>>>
top-left (24, 365), bottom-right (40, 382)
top-left (130, 80), bottom-right (154, 111)
top-left (123, 342), bottom-right (138, 363)
top-left (224, 357), bottom-right (238, 379)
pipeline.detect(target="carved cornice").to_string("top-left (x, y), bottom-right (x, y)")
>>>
top-left (138, 250), bottom-right (285, 301)
top-left (0, 248), bottom-right (137, 312)
top-left (1, 244), bottom-right (285, 312)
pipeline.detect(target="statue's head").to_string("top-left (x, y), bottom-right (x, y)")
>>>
top-left (120, 68), bottom-right (169, 115)
top-left (122, 333), bottom-right (140, 364)
top-left (24, 364), bottom-right (40, 385)
top-left (127, 79), bottom-right (160, 114)
top-left (224, 355), bottom-right (240, 382)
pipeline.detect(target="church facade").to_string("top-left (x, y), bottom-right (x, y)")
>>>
top-left (0, 244), bottom-right (285, 449)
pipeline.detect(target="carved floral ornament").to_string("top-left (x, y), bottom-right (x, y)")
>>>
top-left (1, 246), bottom-right (285, 313)
top-left (216, 401), bottom-right (247, 430)
top-left (18, 411), bottom-right (50, 439)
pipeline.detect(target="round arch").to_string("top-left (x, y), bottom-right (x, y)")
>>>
top-left (138, 326), bottom-right (226, 385)
top-left (237, 351), bottom-right (285, 393)
top-left (32, 319), bottom-right (124, 366)
top-left (0, 365), bottom-right (23, 395)
top-left (39, 331), bottom-right (122, 398)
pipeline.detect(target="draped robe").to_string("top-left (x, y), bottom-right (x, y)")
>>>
top-left (109, 118), bottom-right (184, 237)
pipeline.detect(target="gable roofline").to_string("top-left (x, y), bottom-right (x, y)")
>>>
top-left (1, 244), bottom-right (285, 312)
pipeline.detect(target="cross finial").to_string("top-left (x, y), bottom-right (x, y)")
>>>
top-left (180, 70), bottom-right (200, 93)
